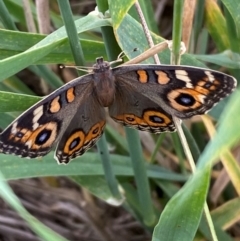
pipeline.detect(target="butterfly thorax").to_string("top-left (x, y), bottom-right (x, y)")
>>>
top-left (92, 57), bottom-right (116, 107)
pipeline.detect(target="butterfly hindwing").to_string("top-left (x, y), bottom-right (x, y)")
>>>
top-left (113, 65), bottom-right (237, 119)
top-left (55, 97), bottom-right (106, 164)
top-left (0, 75), bottom-right (94, 158)
top-left (109, 81), bottom-right (176, 133)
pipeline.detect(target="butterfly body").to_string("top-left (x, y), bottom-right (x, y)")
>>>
top-left (92, 58), bottom-right (116, 107)
top-left (0, 57), bottom-right (237, 164)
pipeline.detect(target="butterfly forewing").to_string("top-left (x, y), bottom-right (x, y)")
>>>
top-left (0, 76), bottom-right (94, 159)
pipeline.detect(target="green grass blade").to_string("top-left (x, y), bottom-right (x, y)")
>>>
top-left (96, 134), bottom-right (123, 201)
top-left (193, 51), bottom-right (240, 69)
top-left (0, 0), bottom-right (18, 30)
top-left (205, 0), bottom-right (229, 50)
top-left (0, 91), bottom-right (40, 112)
top-left (0, 152), bottom-right (187, 182)
top-left (29, 65), bottom-right (63, 88)
top-left (171, 0), bottom-right (184, 64)
top-left (70, 175), bottom-right (114, 203)
top-left (109, 0), bottom-right (136, 29)
top-left (152, 167), bottom-right (211, 241)
top-left (212, 197), bottom-right (240, 229)
top-left (0, 29), bottom-right (107, 63)
top-left (57, 0), bottom-right (85, 67)
top-left (125, 128), bottom-right (156, 226)
top-left (198, 89), bottom-right (240, 168)
top-left (221, 0), bottom-right (240, 38)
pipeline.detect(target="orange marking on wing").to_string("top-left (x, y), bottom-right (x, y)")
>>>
top-left (113, 114), bottom-right (148, 126)
top-left (137, 70), bottom-right (148, 83)
top-left (9, 128), bottom-right (32, 142)
top-left (197, 81), bottom-right (207, 86)
top-left (66, 87), bottom-right (75, 103)
top-left (49, 96), bottom-right (61, 113)
top-left (134, 116), bottom-right (148, 126)
top-left (124, 114), bottom-right (137, 124)
top-left (31, 122), bottom-right (58, 149)
top-left (194, 86), bottom-right (210, 95)
top-left (196, 80), bottom-right (217, 93)
top-left (9, 122), bottom-right (57, 150)
top-left (64, 131), bottom-right (85, 155)
top-left (18, 128), bottom-right (32, 142)
top-left (210, 85), bottom-right (216, 90)
top-left (168, 89), bottom-right (203, 111)
top-left (84, 121), bottom-right (106, 144)
top-left (114, 114), bottom-right (137, 125)
top-left (125, 114), bottom-right (145, 125)
top-left (143, 111), bottom-right (171, 127)
top-left (155, 71), bottom-right (170, 84)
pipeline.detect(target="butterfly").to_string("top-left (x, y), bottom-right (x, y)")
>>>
top-left (0, 57), bottom-right (237, 164)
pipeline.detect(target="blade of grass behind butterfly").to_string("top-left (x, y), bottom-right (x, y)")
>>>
top-left (0, 113), bottom-right (15, 129)
top-left (192, 0), bottom-right (206, 54)
top-left (0, 91), bottom-right (40, 112)
top-left (28, 65), bottom-right (63, 89)
top-left (0, 171), bottom-right (69, 241)
top-left (149, 133), bottom-right (166, 164)
top-left (211, 197), bottom-right (240, 230)
top-left (223, 1), bottom-right (240, 55)
top-left (0, 29), bottom-right (107, 63)
top-left (0, 0), bottom-right (17, 30)
top-left (0, 152), bottom-right (187, 182)
top-left (223, 2), bottom-right (240, 92)
top-left (105, 125), bottom-right (129, 153)
top-left (1, 76), bottom-right (35, 95)
top-left (57, 1), bottom-right (85, 69)
top-left (57, 0), bottom-right (123, 202)
top-left (124, 127), bottom-right (157, 225)
top-left (171, 132), bottom-right (186, 174)
top-left (205, 0), bottom-right (229, 51)
top-left (109, 0), bottom-right (157, 226)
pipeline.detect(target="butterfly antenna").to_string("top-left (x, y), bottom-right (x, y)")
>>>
top-left (59, 65), bottom-right (94, 73)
